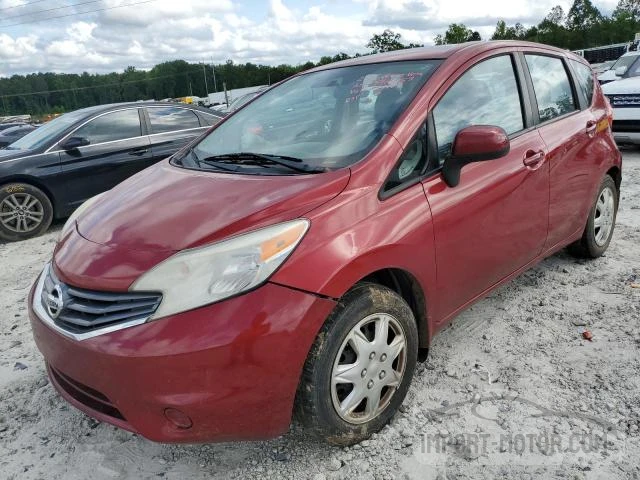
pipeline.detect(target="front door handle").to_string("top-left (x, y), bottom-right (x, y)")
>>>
top-left (129, 148), bottom-right (148, 156)
top-left (523, 150), bottom-right (545, 168)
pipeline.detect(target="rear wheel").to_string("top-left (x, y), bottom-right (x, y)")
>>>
top-left (0, 183), bottom-right (53, 242)
top-left (296, 283), bottom-right (418, 445)
top-left (568, 175), bottom-right (617, 258)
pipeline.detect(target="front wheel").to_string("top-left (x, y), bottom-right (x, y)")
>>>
top-left (296, 283), bottom-right (418, 445)
top-left (0, 183), bottom-right (53, 242)
top-left (568, 175), bottom-right (618, 258)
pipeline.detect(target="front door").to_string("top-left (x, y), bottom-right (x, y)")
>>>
top-left (422, 53), bottom-right (550, 322)
top-left (57, 108), bottom-right (152, 211)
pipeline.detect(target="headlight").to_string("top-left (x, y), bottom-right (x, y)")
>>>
top-left (130, 219), bottom-right (309, 319)
top-left (59, 192), bottom-right (105, 240)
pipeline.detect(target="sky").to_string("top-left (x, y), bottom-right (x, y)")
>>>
top-left (0, 0), bottom-right (621, 76)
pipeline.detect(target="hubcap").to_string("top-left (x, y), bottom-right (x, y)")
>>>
top-left (0, 193), bottom-right (44, 234)
top-left (594, 186), bottom-right (615, 247)
top-left (331, 313), bottom-right (407, 424)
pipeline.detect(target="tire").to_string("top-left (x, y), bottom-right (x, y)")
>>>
top-left (568, 175), bottom-right (618, 258)
top-left (296, 283), bottom-right (419, 445)
top-left (0, 183), bottom-right (53, 242)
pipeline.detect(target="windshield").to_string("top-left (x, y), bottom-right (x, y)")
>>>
top-left (611, 54), bottom-right (640, 71)
top-left (187, 60), bottom-right (441, 171)
top-left (7, 110), bottom-right (87, 151)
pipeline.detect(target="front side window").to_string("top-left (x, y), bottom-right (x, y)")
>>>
top-left (73, 109), bottom-right (141, 145)
top-left (570, 59), bottom-right (595, 106)
top-left (525, 55), bottom-right (576, 122)
top-left (433, 55), bottom-right (524, 164)
top-left (7, 109), bottom-right (87, 151)
top-left (148, 107), bottom-right (201, 133)
top-left (187, 60), bottom-right (441, 172)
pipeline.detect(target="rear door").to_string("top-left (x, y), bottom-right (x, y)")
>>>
top-left (57, 108), bottom-right (151, 210)
top-left (144, 106), bottom-right (210, 162)
top-left (422, 53), bottom-right (550, 322)
top-left (522, 53), bottom-right (600, 248)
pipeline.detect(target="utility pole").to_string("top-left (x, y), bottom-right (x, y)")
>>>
top-left (211, 57), bottom-right (217, 92)
top-left (202, 63), bottom-right (209, 96)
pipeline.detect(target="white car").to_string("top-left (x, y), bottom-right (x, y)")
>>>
top-left (598, 50), bottom-right (640, 84)
top-left (602, 75), bottom-right (640, 144)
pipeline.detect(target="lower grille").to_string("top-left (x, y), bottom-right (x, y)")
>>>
top-left (612, 120), bottom-right (640, 133)
top-left (39, 264), bottom-right (161, 337)
top-left (49, 365), bottom-right (125, 421)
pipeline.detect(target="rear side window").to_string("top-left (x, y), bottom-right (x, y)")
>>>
top-left (525, 55), bottom-right (576, 122)
top-left (433, 55), bottom-right (524, 164)
top-left (570, 60), bottom-right (595, 106)
top-left (74, 109), bottom-right (141, 145)
top-left (148, 107), bottom-right (201, 134)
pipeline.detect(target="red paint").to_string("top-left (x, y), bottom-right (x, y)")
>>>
top-left (29, 41), bottom-right (622, 443)
top-left (29, 283), bottom-right (336, 442)
top-left (452, 125), bottom-right (510, 159)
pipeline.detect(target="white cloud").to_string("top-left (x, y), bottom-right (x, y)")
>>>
top-left (0, 33), bottom-right (37, 59)
top-left (0, 0), bottom-right (626, 76)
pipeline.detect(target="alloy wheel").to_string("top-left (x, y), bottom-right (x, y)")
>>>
top-left (0, 193), bottom-right (45, 233)
top-left (594, 186), bottom-right (615, 247)
top-left (331, 313), bottom-right (407, 424)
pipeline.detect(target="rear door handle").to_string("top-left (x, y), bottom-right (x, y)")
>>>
top-left (586, 120), bottom-right (597, 136)
top-left (129, 148), bottom-right (148, 156)
top-left (523, 149), bottom-right (545, 168)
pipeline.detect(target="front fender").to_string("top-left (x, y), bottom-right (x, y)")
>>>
top-left (271, 180), bottom-right (437, 336)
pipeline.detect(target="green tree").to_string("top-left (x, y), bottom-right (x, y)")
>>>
top-left (434, 24), bottom-right (481, 44)
top-left (491, 20), bottom-right (526, 40)
top-left (367, 29), bottom-right (423, 53)
top-left (566, 0), bottom-right (603, 30)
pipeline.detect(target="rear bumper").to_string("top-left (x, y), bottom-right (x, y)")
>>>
top-left (30, 279), bottom-right (336, 443)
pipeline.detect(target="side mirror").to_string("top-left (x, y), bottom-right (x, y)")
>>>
top-left (615, 66), bottom-right (627, 77)
top-left (59, 136), bottom-right (89, 150)
top-left (442, 125), bottom-right (510, 188)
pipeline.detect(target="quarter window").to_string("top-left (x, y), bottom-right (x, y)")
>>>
top-left (571, 60), bottom-right (593, 105)
top-left (74, 109), bottom-right (141, 145)
top-left (570, 60), bottom-right (595, 106)
top-left (433, 55), bottom-right (524, 164)
top-left (525, 55), bottom-right (576, 122)
top-left (148, 107), bottom-right (201, 134)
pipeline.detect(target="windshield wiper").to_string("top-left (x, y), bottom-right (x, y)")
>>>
top-left (202, 152), bottom-right (325, 174)
top-left (187, 147), bottom-right (237, 172)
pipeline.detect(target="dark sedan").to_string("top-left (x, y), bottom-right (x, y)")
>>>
top-left (0, 124), bottom-right (38, 148)
top-left (0, 102), bottom-right (223, 241)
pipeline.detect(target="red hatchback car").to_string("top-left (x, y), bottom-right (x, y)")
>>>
top-left (30, 41), bottom-right (621, 445)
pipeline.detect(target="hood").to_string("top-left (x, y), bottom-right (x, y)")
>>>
top-left (0, 148), bottom-right (33, 161)
top-left (77, 160), bottom-right (350, 252)
top-left (598, 69), bottom-right (618, 83)
top-left (601, 76), bottom-right (640, 95)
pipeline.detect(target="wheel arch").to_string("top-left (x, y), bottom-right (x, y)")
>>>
top-left (606, 165), bottom-right (621, 200)
top-left (359, 268), bottom-right (430, 360)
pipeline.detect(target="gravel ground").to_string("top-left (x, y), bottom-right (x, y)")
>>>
top-left (1, 152), bottom-right (639, 480)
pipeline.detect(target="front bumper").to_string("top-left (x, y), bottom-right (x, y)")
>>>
top-left (29, 278), bottom-right (336, 443)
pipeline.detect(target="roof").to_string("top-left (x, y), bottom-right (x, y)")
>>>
top-left (307, 40), bottom-right (583, 73)
top-left (70, 101), bottom-right (224, 117)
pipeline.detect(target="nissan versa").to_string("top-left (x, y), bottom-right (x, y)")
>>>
top-left (29, 41), bottom-right (621, 445)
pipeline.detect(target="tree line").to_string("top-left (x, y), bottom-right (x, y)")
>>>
top-left (1, 0), bottom-right (639, 116)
